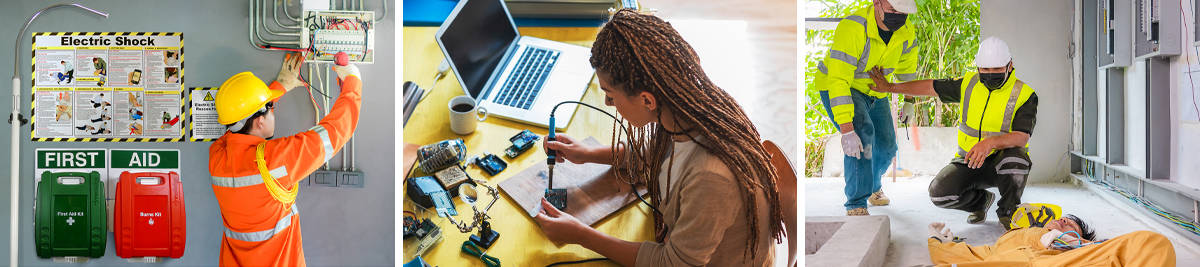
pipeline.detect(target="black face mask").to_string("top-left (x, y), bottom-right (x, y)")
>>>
top-left (980, 67), bottom-right (1013, 90)
top-left (882, 12), bottom-right (907, 31)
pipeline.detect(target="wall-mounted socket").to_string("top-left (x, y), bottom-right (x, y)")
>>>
top-left (311, 170), bottom-right (339, 187)
top-left (337, 170), bottom-right (364, 188)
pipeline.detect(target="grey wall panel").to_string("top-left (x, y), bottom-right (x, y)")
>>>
top-left (0, 1), bottom-right (396, 265)
top-left (1107, 68), bottom-right (1126, 165)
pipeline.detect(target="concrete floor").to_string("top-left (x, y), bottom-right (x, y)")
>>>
top-left (806, 176), bottom-right (1200, 266)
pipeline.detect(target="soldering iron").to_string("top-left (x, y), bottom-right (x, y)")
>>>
top-left (545, 101), bottom-right (660, 215)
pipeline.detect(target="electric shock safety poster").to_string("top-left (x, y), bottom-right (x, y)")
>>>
top-left (31, 32), bottom-right (184, 142)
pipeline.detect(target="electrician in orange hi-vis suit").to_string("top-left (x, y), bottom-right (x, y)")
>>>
top-left (208, 53), bottom-right (362, 267)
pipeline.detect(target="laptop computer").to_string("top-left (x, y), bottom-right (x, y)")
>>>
top-left (436, 0), bottom-right (595, 129)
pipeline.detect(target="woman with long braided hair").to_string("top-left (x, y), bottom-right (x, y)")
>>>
top-left (533, 9), bottom-right (785, 266)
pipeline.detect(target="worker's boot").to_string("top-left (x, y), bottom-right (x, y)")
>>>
top-left (998, 214), bottom-right (1013, 230)
top-left (868, 190), bottom-right (890, 206)
top-left (846, 207), bottom-right (869, 216)
top-left (966, 191), bottom-right (995, 224)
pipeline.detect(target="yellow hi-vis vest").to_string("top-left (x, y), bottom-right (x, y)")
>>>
top-left (956, 71), bottom-right (1035, 158)
top-left (815, 5), bottom-right (920, 126)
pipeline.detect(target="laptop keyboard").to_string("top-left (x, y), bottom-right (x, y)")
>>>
top-left (493, 46), bottom-right (560, 110)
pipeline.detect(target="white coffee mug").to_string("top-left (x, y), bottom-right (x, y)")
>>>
top-left (448, 95), bottom-right (488, 135)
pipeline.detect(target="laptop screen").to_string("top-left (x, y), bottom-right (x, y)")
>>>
top-left (440, 0), bottom-right (518, 99)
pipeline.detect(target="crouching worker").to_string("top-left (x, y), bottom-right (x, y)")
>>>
top-left (926, 215), bottom-right (1176, 266)
top-left (868, 37), bottom-right (1036, 228)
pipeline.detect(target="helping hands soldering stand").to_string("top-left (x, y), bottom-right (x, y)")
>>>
top-left (447, 180), bottom-right (501, 248)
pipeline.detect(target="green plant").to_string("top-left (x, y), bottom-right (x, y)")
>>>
top-left (805, 0), bottom-right (979, 177)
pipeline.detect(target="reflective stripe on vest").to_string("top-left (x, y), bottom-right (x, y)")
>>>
top-left (211, 167), bottom-right (289, 188)
top-left (817, 8), bottom-right (915, 98)
top-left (955, 72), bottom-right (1033, 158)
top-left (223, 204), bottom-right (299, 242)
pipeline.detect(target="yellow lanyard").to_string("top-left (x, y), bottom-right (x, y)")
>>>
top-left (256, 142), bottom-right (299, 204)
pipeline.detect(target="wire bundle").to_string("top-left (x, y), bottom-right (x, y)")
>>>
top-left (1084, 172), bottom-right (1200, 236)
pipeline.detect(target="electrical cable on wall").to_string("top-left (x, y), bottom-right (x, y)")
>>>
top-left (1180, 0), bottom-right (1200, 122)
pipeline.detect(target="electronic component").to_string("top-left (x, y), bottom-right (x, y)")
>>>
top-left (301, 10), bottom-right (375, 63)
top-left (405, 176), bottom-right (457, 217)
top-left (433, 165), bottom-right (471, 193)
top-left (472, 153), bottom-right (508, 176)
top-left (545, 188), bottom-right (567, 211)
top-left (504, 130), bottom-right (541, 158)
top-left (402, 216), bottom-right (443, 260)
top-left (538, 171), bottom-right (567, 210)
top-left (417, 139), bottom-right (467, 174)
top-left (403, 216), bottom-right (439, 239)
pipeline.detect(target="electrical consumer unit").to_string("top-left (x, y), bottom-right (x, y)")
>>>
top-left (301, 10), bottom-right (375, 63)
top-left (1133, 0), bottom-right (1180, 59)
top-left (1099, 0), bottom-right (1132, 68)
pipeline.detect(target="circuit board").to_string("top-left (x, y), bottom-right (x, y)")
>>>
top-left (505, 130), bottom-right (541, 158)
top-left (472, 153), bottom-right (508, 176)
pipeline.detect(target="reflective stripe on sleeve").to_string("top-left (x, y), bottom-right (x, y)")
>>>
top-left (310, 125), bottom-right (335, 162)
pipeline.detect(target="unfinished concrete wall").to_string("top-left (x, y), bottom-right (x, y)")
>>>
top-left (1171, 1), bottom-right (1200, 189)
top-left (981, 0), bottom-right (1074, 183)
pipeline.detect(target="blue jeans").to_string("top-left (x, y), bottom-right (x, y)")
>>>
top-left (820, 90), bottom-right (898, 209)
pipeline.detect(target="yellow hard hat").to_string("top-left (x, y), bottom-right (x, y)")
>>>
top-left (1009, 203), bottom-right (1062, 229)
top-left (215, 72), bottom-right (284, 125)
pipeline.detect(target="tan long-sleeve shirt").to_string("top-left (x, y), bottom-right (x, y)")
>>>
top-left (635, 138), bottom-right (775, 266)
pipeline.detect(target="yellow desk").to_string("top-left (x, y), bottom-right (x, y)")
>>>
top-left (402, 26), bottom-right (655, 266)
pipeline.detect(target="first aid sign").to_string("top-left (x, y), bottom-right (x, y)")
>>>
top-left (37, 149), bottom-right (105, 169)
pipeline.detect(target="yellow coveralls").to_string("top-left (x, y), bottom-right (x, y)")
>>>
top-left (928, 227), bottom-right (1176, 266)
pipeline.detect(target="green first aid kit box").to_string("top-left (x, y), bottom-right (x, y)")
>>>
top-left (35, 171), bottom-right (107, 258)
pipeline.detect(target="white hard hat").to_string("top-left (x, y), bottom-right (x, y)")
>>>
top-left (887, 0), bottom-right (918, 14)
top-left (975, 37), bottom-right (1012, 68)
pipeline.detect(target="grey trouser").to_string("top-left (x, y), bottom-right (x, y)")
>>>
top-left (928, 147), bottom-right (1031, 219)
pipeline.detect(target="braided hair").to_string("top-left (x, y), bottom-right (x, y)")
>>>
top-left (590, 9), bottom-right (784, 258)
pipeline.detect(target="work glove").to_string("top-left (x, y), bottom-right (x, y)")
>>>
top-left (841, 131), bottom-right (863, 159)
top-left (275, 53), bottom-right (306, 90)
top-left (928, 222), bottom-right (956, 243)
top-left (333, 64), bottom-right (361, 83)
top-left (898, 102), bottom-right (915, 125)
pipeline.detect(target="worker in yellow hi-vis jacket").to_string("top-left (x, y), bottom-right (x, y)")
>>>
top-left (814, 0), bottom-right (919, 216)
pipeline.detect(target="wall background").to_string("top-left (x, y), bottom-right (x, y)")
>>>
top-left (980, 0), bottom-right (1074, 183)
top-left (0, 0), bottom-right (396, 265)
